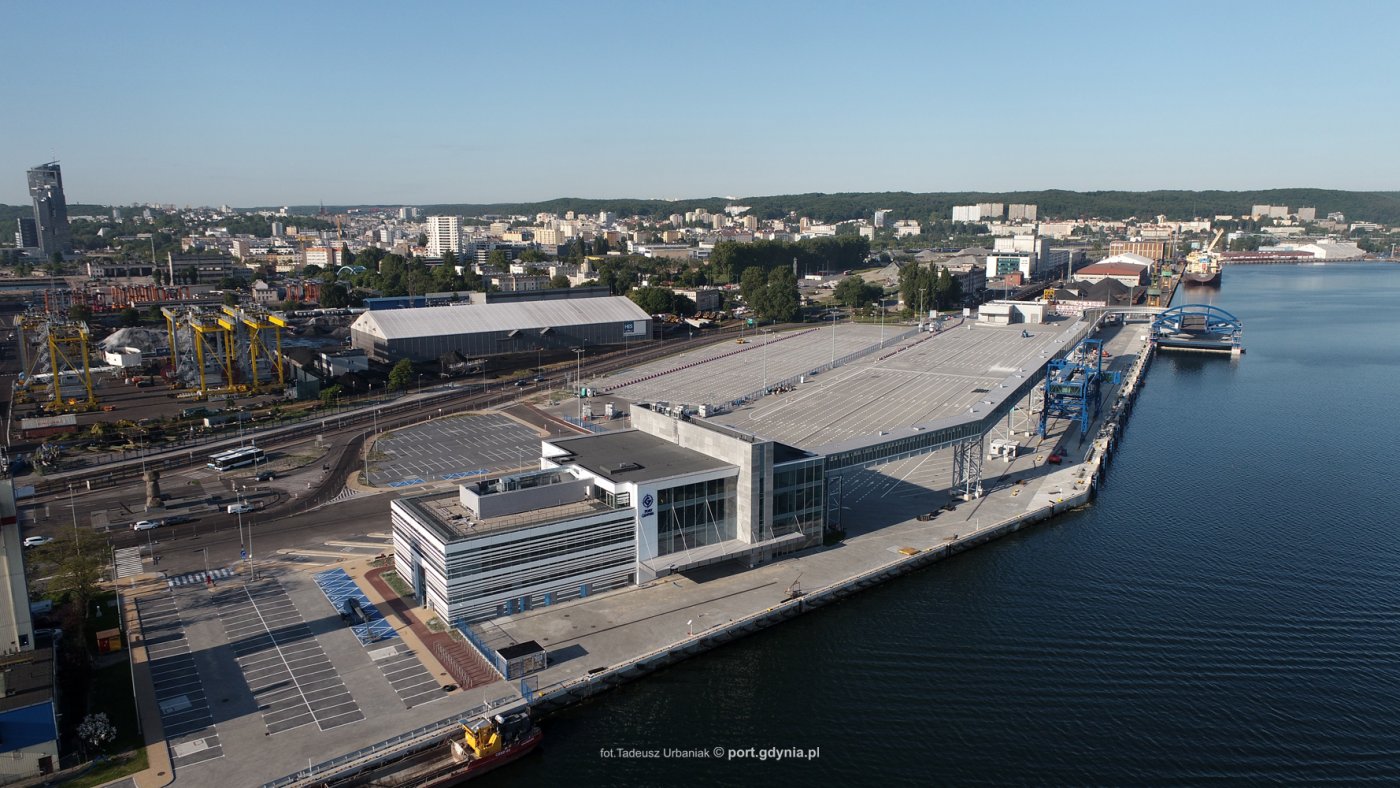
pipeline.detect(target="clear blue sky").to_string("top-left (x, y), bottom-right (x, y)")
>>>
top-left (4, 0), bottom-right (1396, 207)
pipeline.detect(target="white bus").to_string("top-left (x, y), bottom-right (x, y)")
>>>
top-left (207, 446), bottom-right (265, 472)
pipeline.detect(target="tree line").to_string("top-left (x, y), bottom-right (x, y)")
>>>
top-left (708, 236), bottom-right (870, 283)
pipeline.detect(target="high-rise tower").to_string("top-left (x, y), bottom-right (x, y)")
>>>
top-left (26, 162), bottom-right (71, 259)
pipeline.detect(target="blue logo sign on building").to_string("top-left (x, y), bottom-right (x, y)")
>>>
top-left (641, 493), bottom-right (654, 517)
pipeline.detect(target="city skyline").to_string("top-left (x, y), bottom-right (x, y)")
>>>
top-left (4, 0), bottom-right (1398, 206)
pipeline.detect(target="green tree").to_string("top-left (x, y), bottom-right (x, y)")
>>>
top-left (628, 286), bottom-right (678, 314)
top-left (320, 283), bottom-right (349, 308)
top-left (549, 274), bottom-right (572, 289)
top-left (756, 266), bottom-right (800, 322)
top-left (486, 250), bottom-right (510, 269)
top-left (388, 359), bottom-right (414, 391)
top-left (739, 266), bottom-right (767, 305)
top-left (36, 529), bottom-right (109, 649)
top-left (119, 306), bottom-right (141, 327)
top-left (833, 276), bottom-right (881, 309)
top-left (222, 291), bottom-right (240, 307)
top-left (519, 248), bottom-right (548, 263)
top-left (319, 383), bottom-right (343, 407)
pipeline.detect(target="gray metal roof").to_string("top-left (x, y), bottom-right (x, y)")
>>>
top-left (549, 429), bottom-right (736, 482)
top-left (350, 296), bottom-right (651, 340)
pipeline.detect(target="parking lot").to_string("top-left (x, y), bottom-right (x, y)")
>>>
top-left (366, 413), bottom-right (539, 487)
top-left (214, 579), bottom-right (364, 734)
top-left (134, 592), bottom-right (225, 770)
top-left (132, 565), bottom-right (500, 788)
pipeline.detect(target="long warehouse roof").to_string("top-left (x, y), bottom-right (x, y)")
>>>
top-left (350, 296), bottom-right (651, 340)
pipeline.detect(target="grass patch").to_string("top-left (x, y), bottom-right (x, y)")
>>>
top-left (90, 662), bottom-right (143, 752)
top-left (62, 660), bottom-right (148, 788)
top-left (381, 570), bottom-right (413, 599)
top-left (425, 617), bottom-right (448, 633)
top-left (64, 748), bottom-right (148, 788)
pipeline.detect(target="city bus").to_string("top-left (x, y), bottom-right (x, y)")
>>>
top-left (207, 446), bottom-right (265, 472)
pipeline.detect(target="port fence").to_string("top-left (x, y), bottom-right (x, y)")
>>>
top-left (261, 694), bottom-right (518, 788)
top-left (454, 620), bottom-right (509, 679)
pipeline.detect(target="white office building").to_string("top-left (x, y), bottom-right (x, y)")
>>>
top-left (391, 411), bottom-right (825, 624)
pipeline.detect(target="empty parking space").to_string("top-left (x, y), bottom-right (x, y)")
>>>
top-left (367, 413), bottom-right (538, 486)
top-left (135, 593), bottom-right (224, 770)
top-left (366, 641), bottom-right (448, 709)
top-left (215, 580), bottom-right (363, 734)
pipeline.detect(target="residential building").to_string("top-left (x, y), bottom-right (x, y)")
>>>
top-left (1007, 204), bottom-right (1038, 222)
top-left (873, 209), bottom-right (891, 228)
top-left (303, 246), bottom-right (344, 269)
top-left (426, 216), bottom-right (461, 257)
top-left (26, 162), bottom-right (70, 258)
top-left (893, 220), bottom-right (921, 238)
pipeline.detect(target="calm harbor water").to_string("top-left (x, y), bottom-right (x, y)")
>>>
top-left (489, 263), bottom-right (1400, 785)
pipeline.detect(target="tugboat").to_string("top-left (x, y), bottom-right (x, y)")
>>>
top-left (336, 710), bottom-right (541, 786)
top-left (1183, 228), bottom-right (1224, 286)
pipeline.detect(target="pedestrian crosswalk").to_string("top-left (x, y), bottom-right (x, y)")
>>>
top-left (168, 567), bottom-right (235, 588)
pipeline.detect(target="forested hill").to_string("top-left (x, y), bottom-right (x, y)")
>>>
top-left (5, 189), bottom-right (1399, 229)
top-left (410, 189), bottom-right (1400, 225)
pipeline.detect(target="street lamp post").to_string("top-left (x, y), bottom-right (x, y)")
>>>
top-left (572, 347), bottom-right (585, 420)
top-left (67, 484), bottom-right (79, 552)
top-left (236, 485), bottom-right (245, 553)
top-left (830, 310), bottom-right (837, 368)
top-left (762, 329), bottom-right (770, 393)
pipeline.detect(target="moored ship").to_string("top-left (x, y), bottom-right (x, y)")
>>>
top-left (1183, 229), bottom-right (1224, 286)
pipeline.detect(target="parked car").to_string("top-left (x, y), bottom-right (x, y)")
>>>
top-left (255, 470), bottom-right (275, 481)
top-left (163, 515), bottom-right (194, 525)
top-left (132, 520), bottom-right (160, 531)
top-left (916, 512), bottom-right (938, 521)
top-left (1047, 452), bottom-right (1064, 465)
top-left (227, 503), bottom-right (254, 514)
top-left (22, 536), bottom-right (53, 548)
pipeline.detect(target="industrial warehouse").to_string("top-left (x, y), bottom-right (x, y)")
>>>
top-left (349, 296), bottom-right (653, 363)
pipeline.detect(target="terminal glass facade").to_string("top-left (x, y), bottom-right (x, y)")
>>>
top-left (656, 477), bottom-right (735, 556)
top-left (771, 458), bottom-right (825, 539)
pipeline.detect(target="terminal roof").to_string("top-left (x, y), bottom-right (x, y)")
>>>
top-left (550, 429), bottom-right (734, 482)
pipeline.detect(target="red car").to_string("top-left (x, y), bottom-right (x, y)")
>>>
top-left (1046, 452), bottom-right (1063, 465)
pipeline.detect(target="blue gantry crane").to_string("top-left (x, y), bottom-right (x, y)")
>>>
top-left (1039, 338), bottom-right (1120, 438)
